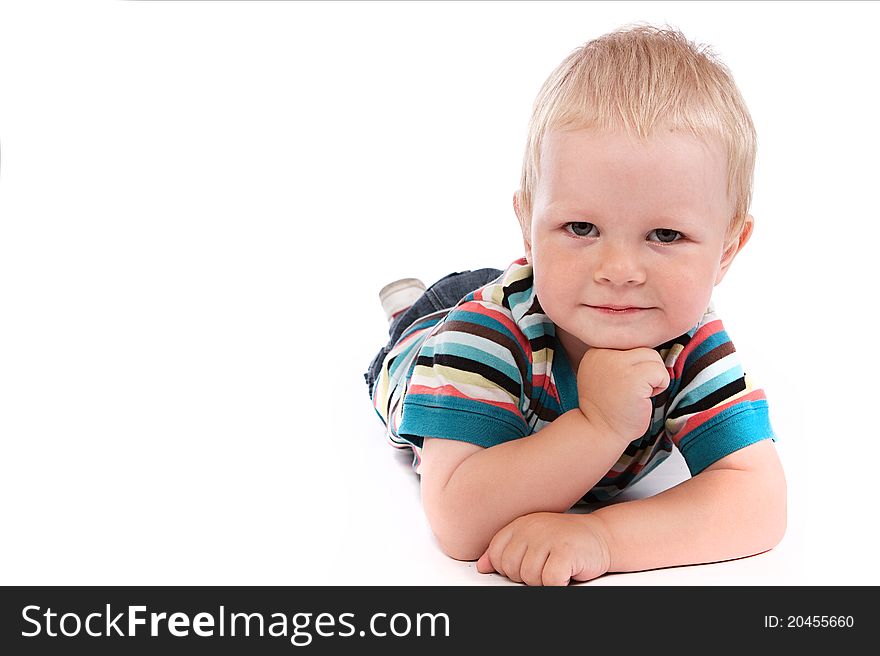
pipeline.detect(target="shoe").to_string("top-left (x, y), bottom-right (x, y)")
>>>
top-left (379, 278), bottom-right (426, 322)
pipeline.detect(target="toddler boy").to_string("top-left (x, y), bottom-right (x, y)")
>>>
top-left (365, 24), bottom-right (785, 585)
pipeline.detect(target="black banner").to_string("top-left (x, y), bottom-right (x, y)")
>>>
top-left (0, 586), bottom-right (870, 654)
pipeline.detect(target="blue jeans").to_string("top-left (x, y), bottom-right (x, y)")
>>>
top-left (364, 267), bottom-right (503, 399)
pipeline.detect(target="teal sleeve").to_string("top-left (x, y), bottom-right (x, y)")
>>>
top-left (398, 395), bottom-right (530, 449)
top-left (677, 399), bottom-right (776, 475)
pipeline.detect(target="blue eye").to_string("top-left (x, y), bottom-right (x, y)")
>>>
top-left (566, 222), bottom-right (598, 237)
top-left (648, 228), bottom-right (683, 243)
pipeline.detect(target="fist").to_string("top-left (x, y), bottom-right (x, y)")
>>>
top-left (576, 347), bottom-right (670, 443)
top-left (476, 512), bottom-right (612, 586)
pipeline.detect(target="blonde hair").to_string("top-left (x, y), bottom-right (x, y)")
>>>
top-left (517, 24), bottom-right (756, 249)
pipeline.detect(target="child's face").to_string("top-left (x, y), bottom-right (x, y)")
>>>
top-left (522, 127), bottom-right (751, 366)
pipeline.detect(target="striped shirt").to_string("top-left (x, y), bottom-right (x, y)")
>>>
top-left (371, 257), bottom-right (775, 502)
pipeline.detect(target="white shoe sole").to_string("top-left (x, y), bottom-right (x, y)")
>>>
top-left (379, 278), bottom-right (426, 321)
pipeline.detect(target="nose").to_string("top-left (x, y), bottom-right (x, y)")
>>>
top-left (593, 242), bottom-right (646, 286)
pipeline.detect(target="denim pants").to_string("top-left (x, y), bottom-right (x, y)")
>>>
top-left (364, 267), bottom-right (503, 399)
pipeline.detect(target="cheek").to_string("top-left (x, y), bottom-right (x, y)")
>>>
top-left (532, 236), bottom-right (588, 282)
top-left (658, 260), bottom-right (717, 318)
top-left (533, 255), bottom-right (584, 305)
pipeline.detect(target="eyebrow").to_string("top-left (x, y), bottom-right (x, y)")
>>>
top-left (542, 204), bottom-right (705, 228)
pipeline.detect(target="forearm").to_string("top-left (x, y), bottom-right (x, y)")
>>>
top-left (436, 409), bottom-right (627, 559)
top-left (590, 466), bottom-right (787, 573)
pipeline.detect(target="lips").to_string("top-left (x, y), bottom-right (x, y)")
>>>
top-left (588, 304), bottom-right (645, 311)
top-left (586, 304), bottom-right (650, 315)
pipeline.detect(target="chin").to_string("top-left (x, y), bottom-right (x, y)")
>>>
top-left (580, 331), bottom-right (665, 351)
top-left (603, 339), bottom-right (657, 350)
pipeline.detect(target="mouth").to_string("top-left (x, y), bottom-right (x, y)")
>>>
top-left (585, 304), bottom-right (650, 315)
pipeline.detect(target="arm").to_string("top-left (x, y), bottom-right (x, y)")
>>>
top-left (420, 408), bottom-right (626, 561)
top-left (476, 438), bottom-right (786, 584)
top-left (593, 438), bottom-right (787, 572)
top-left (421, 347), bottom-right (670, 561)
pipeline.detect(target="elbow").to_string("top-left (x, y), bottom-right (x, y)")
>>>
top-left (435, 531), bottom-right (486, 562)
top-left (758, 467), bottom-right (788, 553)
top-left (736, 441), bottom-right (788, 554)
top-left (429, 512), bottom-right (489, 562)
top-left (769, 477), bottom-right (788, 549)
top-left (424, 499), bottom-right (489, 561)
top-left (757, 504), bottom-right (786, 554)
top-left (420, 451), bottom-right (497, 561)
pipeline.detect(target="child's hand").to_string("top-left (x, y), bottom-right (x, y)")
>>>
top-left (476, 512), bottom-right (611, 586)
top-left (577, 347), bottom-right (670, 443)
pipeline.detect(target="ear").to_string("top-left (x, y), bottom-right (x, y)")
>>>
top-left (513, 190), bottom-right (533, 263)
top-left (714, 214), bottom-right (754, 286)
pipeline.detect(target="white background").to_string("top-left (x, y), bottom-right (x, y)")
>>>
top-left (1, 0), bottom-right (877, 585)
